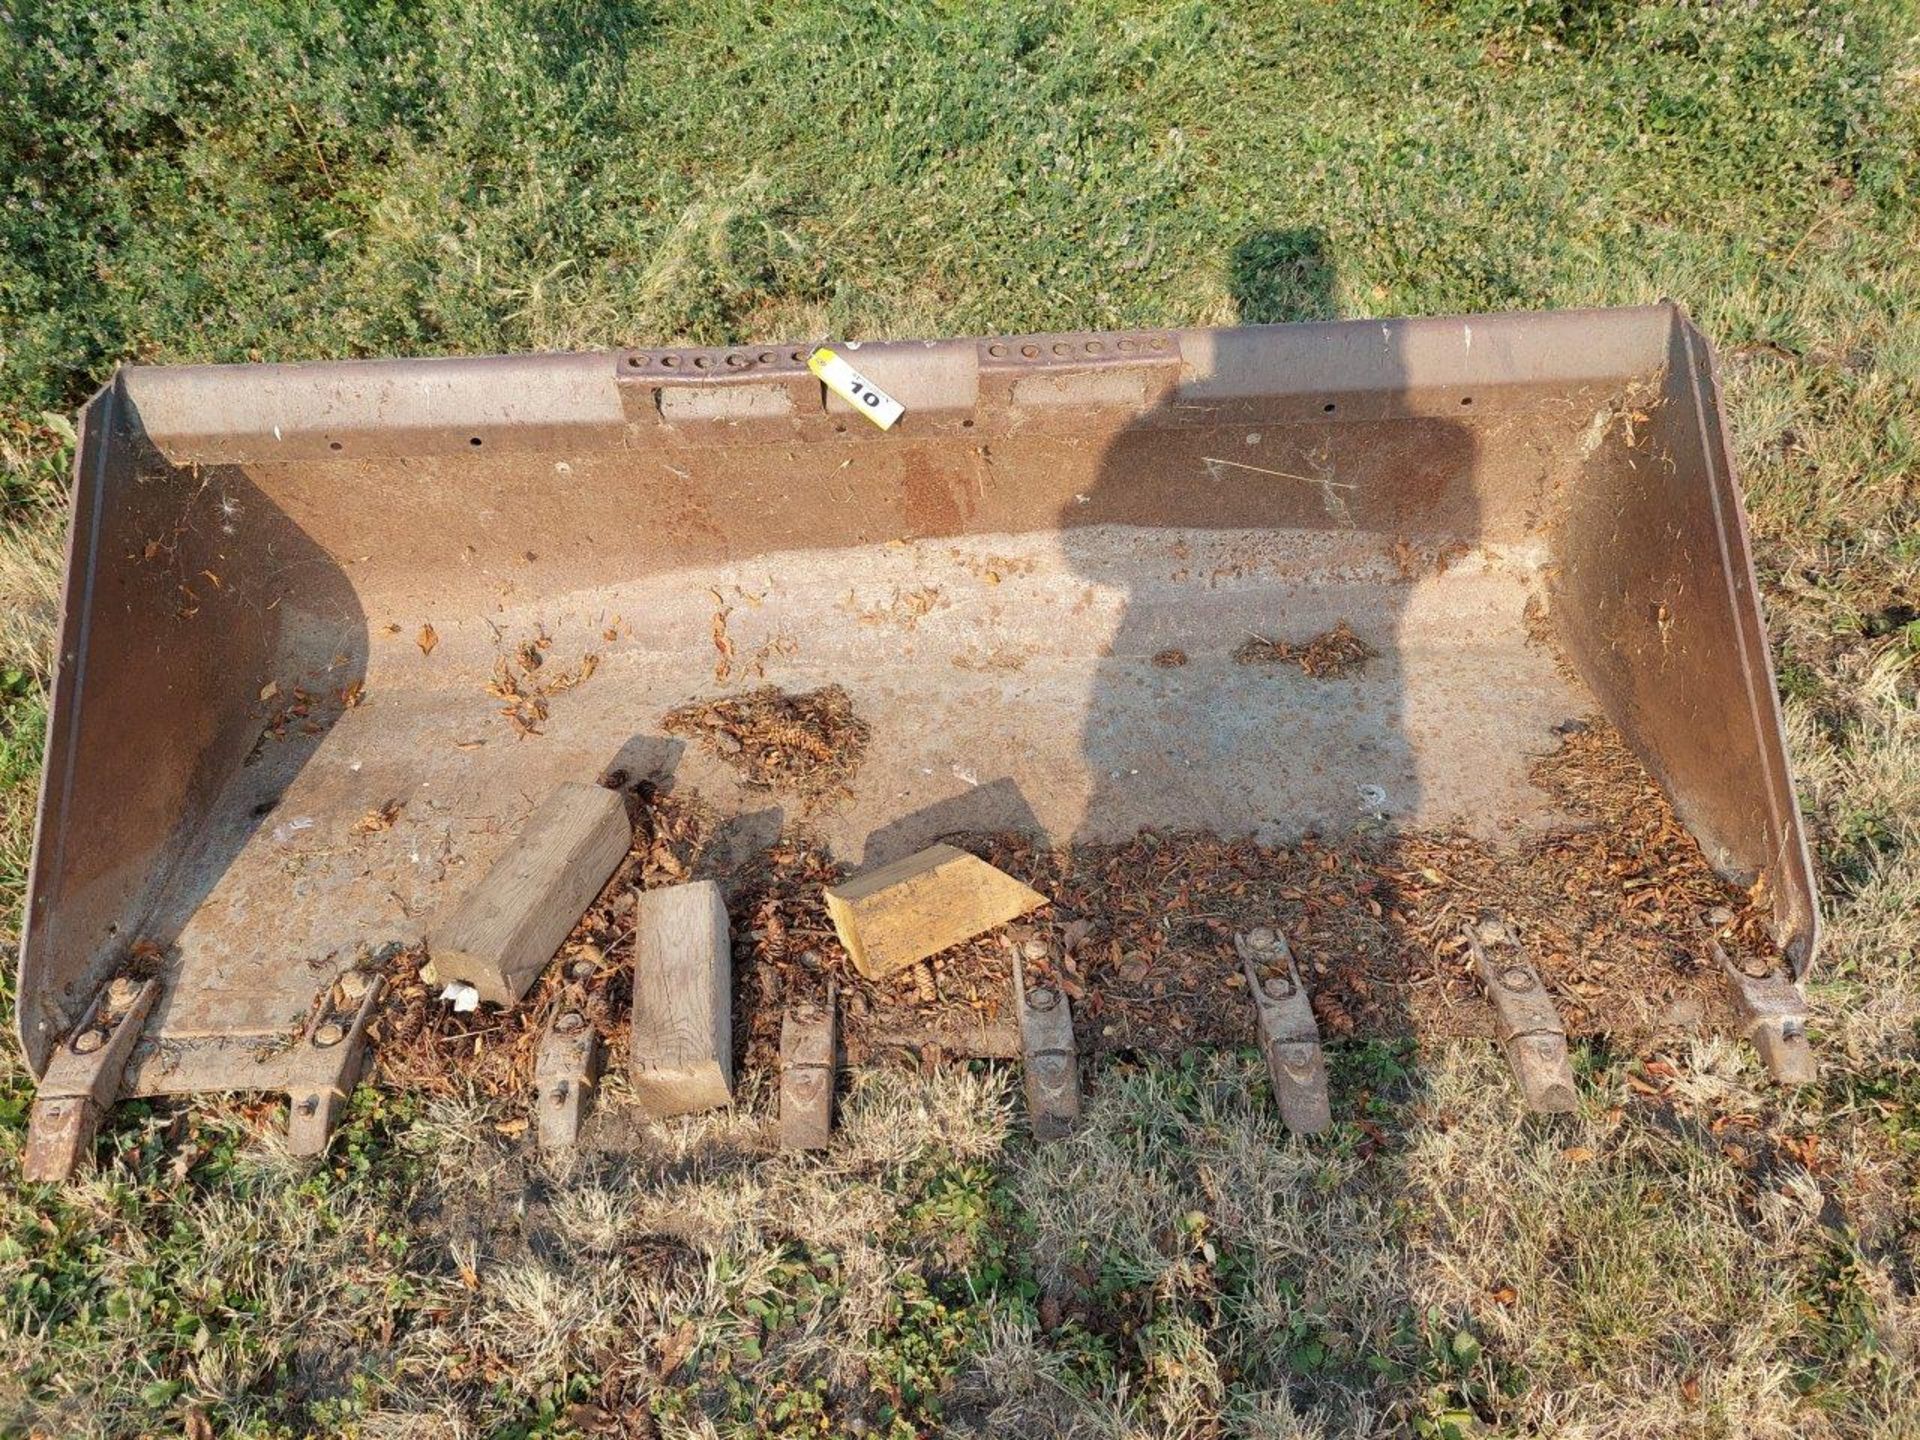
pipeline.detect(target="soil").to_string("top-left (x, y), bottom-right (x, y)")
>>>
top-left (369, 721), bottom-right (1778, 1107)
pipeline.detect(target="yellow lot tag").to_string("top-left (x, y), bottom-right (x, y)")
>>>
top-left (808, 346), bottom-right (905, 430)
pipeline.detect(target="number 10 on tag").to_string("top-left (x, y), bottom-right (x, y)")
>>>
top-left (808, 347), bottom-right (906, 430)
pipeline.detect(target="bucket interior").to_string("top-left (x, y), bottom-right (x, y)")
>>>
top-left (21, 310), bottom-right (1816, 1092)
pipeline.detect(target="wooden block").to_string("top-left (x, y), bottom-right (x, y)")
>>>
top-left (780, 995), bottom-right (837, 1150)
top-left (825, 844), bottom-right (1046, 980)
top-left (429, 783), bottom-right (631, 1007)
top-left (629, 881), bottom-right (734, 1117)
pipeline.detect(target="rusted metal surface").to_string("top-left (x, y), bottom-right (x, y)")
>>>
top-left (533, 1007), bottom-right (604, 1152)
top-left (1547, 316), bottom-right (1819, 976)
top-left (1236, 928), bottom-right (1331, 1135)
top-left (284, 970), bottom-right (385, 1157)
top-left (1717, 943), bottom-right (1817, 1085)
top-left (21, 974), bottom-right (160, 1181)
top-left (1015, 953), bottom-right (1080, 1141)
top-left (779, 989), bottom-right (838, 1151)
top-left (18, 307), bottom-right (1813, 1120)
top-left (1465, 920), bottom-right (1579, 1114)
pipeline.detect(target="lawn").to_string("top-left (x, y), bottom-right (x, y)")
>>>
top-left (2, 0), bottom-right (1917, 1435)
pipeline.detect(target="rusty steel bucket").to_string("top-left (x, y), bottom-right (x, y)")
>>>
top-left (18, 305), bottom-right (1819, 1158)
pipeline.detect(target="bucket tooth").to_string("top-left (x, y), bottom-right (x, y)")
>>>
top-left (285, 968), bottom-right (386, 1157)
top-left (23, 974), bottom-right (161, 1183)
top-left (533, 1006), bottom-right (604, 1152)
top-left (1014, 954), bottom-right (1079, 1141)
top-left (1717, 945), bottom-right (1816, 1086)
top-left (1465, 920), bottom-right (1578, 1114)
top-left (1235, 929), bottom-right (1332, 1135)
top-left (779, 985), bottom-right (838, 1151)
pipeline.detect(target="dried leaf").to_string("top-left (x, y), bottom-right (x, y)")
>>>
top-left (351, 800), bottom-right (404, 835)
top-left (417, 623), bottom-right (439, 656)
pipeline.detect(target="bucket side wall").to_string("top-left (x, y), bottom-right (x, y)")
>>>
top-left (17, 381), bottom-right (365, 1074)
top-left (1546, 311), bottom-right (1819, 973)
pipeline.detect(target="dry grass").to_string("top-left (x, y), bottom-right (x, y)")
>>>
top-left (0, 505), bottom-right (61, 682)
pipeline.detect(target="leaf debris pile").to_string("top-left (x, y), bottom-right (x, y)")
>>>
top-left (664, 684), bottom-right (870, 807)
top-left (721, 720), bottom-right (1772, 1063)
top-left (1233, 620), bottom-right (1376, 677)
top-left (726, 834), bottom-right (1028, 1074)
top-left (485, 627), bottom-right (600, 738)
top-left (369, 783), bottom-right (708, 1101)
top-left (370, 720), bottom-right (1777, 1106)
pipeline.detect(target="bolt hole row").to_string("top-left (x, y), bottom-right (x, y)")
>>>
top-left (985, 335), bottom-right (1168, 360)
top-left (626, 348), bottom-right (807, 371)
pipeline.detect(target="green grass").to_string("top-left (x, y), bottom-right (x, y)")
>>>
top-left (3, 0), bottom-right (1919, 1435)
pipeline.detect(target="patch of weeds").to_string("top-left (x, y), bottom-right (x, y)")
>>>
top-left (1329, 1037), bottom-right (1424, 1140)
top-left (1332, 1038), bottom-right (1421, 1098)
top-left (1791, 1236), bottom-right (1907, 1410)
top-left (1778, 658), bottom-right (1826, 702)
top-left (482, 1377), bottom-right (600, 1440)
top-left (1357, 1306), bottom-right (1522, 1440)
top-left (0, 690), bottom-right (48, 933)
top-left (0, 1081), bottom-right (431, 1437)
top-left (1827, 798), bottom-right (1906, 893)
top-left (1832, 1043), bottom-right (1920, 1165)
top-left (309, 1084), bottom-right (429, 1194)
top-left (666, 1158), bottom-right (1035, 1436)
top-left (872, 1162), bottom-right (1040, 1430)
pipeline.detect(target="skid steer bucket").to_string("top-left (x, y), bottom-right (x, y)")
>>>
top-left (18, 305), bottom-right (1818, 1161)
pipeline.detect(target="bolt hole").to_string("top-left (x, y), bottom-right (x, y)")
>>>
top-left (1460, 396), bottom-right (1474, 406)
top-left (1322, 402), bottom-right (1336, 413)
top-left (961, 418), bottom-right (975, 429)
top-left (468, 436), bottom-right (483, 447)
top-left (987, 343), bottom-right (1007, 358)
top-left (693, 355), bottom-right (713, 369)
top-left (329, 440), bottom-right (344, 450)
top-left (1085, 340), bottom-right (1105, 354)
top-left (1117, 338), bottom-right (1138, 353)
top-left (1020, 344), bottom-right (1039, 358)
top-left (626, 354), bottom-right (644, 368)
top-left (1149, 337), bottom-right (1166, 350)
top-left (1052, 342), bottom-right (1070, 356)
top-left (760, 351), bottom-right (778, 364)
top-left (660, 355), bottom-right (680, 368)
top-left (791, 349), bottom-right (805, 361)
